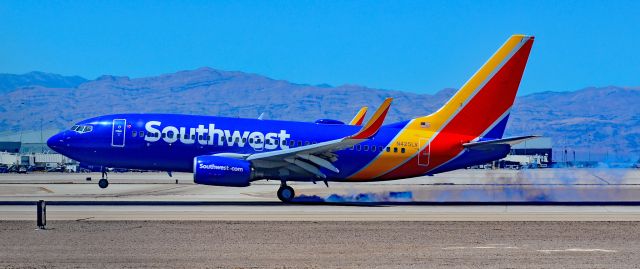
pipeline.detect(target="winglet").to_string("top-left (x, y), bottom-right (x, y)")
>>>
top-left (348, 106), bottom-right (368, 125)
top-left (349, 98), bottom-right (392, 139)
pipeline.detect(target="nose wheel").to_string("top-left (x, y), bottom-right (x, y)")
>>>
top-left (98, 167), bottom-right (109, 189)
top-left (277, 184), bottom-right (295, 203)
top-left (98, 178), bottom-right (109, 189)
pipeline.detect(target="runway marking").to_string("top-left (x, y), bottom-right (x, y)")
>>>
top-left (591, 173), bottom-right (612, 185)
top-left (38, 187), bottom-right (54, 193)
top-left (443, 245), bottom-right (519, 250)
top-left (537, 248), bottom-right (617, 253)
top-left (75, 216), bottom-right (95, 221)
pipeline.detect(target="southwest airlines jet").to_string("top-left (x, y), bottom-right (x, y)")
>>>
top-left (48, 35), bottom-right (535, 202)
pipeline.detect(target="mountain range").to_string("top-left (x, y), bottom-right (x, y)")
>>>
top-left (1, 68), bottom-right (638, 161)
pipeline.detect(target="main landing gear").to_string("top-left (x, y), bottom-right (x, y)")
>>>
top-left (277, 182), bottom-right (295, 203)
top-left (98, 167), bottom-right (109, 189)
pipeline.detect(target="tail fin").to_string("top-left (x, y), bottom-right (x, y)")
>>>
top-left (417, 35), bottom-right (534, 140)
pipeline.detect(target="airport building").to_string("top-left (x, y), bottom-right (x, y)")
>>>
top-left (500, 137), bottom-right (553, 168)
top-left (0, 130), bottom-right (69, 172)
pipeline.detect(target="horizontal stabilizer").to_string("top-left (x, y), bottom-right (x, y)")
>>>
top-left (463, 135), bottom-right (540, 150)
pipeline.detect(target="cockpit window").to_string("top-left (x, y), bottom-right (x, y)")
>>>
top-left (72, 124), bottom-right (94, 133)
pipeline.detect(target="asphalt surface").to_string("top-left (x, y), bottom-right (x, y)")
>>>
top-left (5, 204), bottom-right (640, 221)
top-left (2, 169), bottom-right (640, 268)
top-left (1, 221), bottom-right (638, 268)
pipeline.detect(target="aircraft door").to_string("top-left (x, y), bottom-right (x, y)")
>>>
top-left (418, 138), bottom-right (430, 166)
top-left (111, 119), bottom-right (126, 147)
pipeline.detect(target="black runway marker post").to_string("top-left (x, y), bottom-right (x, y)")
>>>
top-left (36, 200), bottom-right (46, 229)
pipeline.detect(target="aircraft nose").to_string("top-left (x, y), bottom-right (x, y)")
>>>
top-left (47, 132), bottom-right (65, 152)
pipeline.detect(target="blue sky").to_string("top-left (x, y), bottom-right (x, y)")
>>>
top-left (1, 0), bottom-right (638, 95)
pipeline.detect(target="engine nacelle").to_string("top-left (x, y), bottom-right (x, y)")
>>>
top-left (193, 156), bottom-right (252, 187)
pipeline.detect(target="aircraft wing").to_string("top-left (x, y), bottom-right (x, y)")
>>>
top-left (463, 135), bottom-right (540, 150)
top-left (243, 98), bottom-right (392, 178)
top-left (348, 106), bottom-right (368, 125)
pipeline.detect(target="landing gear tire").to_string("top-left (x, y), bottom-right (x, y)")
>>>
top-left (98, 178), bottom-right (109, 189)
top-left (277, 185), bottom-right (295, 203)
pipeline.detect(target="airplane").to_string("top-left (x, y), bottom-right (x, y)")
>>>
top-left (48, 34), bottom-right (535, 202)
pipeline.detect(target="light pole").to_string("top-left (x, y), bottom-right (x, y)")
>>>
top-left (40, 119), bottom-right (53, 153)
top-left (40, 118), bottom-right (43, 153)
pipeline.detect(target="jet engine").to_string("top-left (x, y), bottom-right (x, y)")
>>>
top-left (193, 156), bottom-right (253, 187)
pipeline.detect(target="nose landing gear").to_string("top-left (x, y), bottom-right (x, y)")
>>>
top-left (277, 183), bottom-right (295, 203)
top-left (98, 167), bottom-right (109, 189)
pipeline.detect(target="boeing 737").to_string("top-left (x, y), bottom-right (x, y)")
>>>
top-left (48, 35), bottom-right (535, 202)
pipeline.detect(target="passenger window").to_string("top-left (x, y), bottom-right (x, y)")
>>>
top-left (379, 146), bottom-right (384, 152)
top-left (290, 140), bottom-right (295, 147)
top-left (228, 137), bottom-right (232, 142)
top-left (356, 145), bottom-right (361, 151)
top-left (249, 138), bottom-right (254, 143)
top-left (132, 131), bottom-right (137, 137)
top-left (198, 135), bottom-right (203, 140)
top-left (297, 141), bottom-right (302, 147)
top-left (401, 148), bottom-right (406, 153)
top-left (363, 145), bottom-right (369, 151)
top-left (371, 146), bottom-right (376, 152)
top-left (191, 135), bottom-right (196, 140)
top-left (85, 126), bottom-right (93, 132)
top-left (235, 138), bottom-right (239, 143)
top-left (140, 131), bottom-right (145, 137)
top-left (161, 133), bottom-right (166, 138)
top-left (243, 138), bottom-right (247, 143)
top-left (304, 141), bottom-right (310, 146)
top-left (266, 139), bottom-right (271, 145)
top-left (393, 147), bottom-right (398, 153)
top-left (386, 147), bottom-right (390, 152)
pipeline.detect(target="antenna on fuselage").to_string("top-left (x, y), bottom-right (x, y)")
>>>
top-left (257, 113), bottom-right (265, 120)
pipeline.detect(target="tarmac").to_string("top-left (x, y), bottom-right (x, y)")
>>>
top-left (2, 169), bottom-right (640, 268)
top-left (2, 220), bottom-right (639, 268)
top-left (2, 168), bottom-right (640, 221)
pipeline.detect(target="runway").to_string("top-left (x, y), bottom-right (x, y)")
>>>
top-left (1, 168), bottom-right (640, 221)
top-left (5, 204), bottom-right (640, 221)
top-left (2, 169), bottom-right (640, 268)
top-left (1, 220), bottom-right (639, 268)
